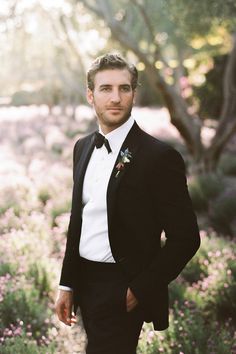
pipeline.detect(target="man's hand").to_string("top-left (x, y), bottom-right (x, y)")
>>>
top-left (55, 290), bottom-right (76, 326)
top-left (126, 287), bottom-right (138, 312)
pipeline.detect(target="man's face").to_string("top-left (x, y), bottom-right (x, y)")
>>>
top-left (87, 68), bottom-right (136, 133)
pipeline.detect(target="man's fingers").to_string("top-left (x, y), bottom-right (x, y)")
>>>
top-left (55, 290), bottom-right (74, 326)
top-left (63, 304), bottom-right (73, 325)
top-left (58, 307), bottom-right (72, 326)
top-left (56, 303), bottom-right (72, 325)
top-left (56, 303), bottom-right (68, 324)
top-left (56, 302), bottom-right (65, 320)
top-left (66, 313), bottom-right (77, 325)
top-left (55, 294), bottom-right (75, 325)
top-left (70, 316), bottom-right (77, 324)
top-left (126, 288), bottom-right (138, 312)
top-left (64, 309), bottom-right (77, 326)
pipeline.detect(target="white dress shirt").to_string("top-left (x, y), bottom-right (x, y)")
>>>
top-left (59, 116), bottom-right (134, 291)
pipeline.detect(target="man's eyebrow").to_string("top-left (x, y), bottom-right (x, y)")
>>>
top-left (99, 84), bottom-right (112, 88)
top-left (99, 84), bottom-right (131, 88)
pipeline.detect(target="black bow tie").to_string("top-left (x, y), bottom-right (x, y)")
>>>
top-left (94, 132), bottom-right (112, 154)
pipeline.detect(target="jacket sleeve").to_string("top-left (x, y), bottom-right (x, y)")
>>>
top-left (129, 148), bottom-right (200, 303)
top-left (59, 139), bottom-right (81, 288)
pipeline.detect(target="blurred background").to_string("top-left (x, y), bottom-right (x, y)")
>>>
top-left (0, 0), bottom-right (235, 353)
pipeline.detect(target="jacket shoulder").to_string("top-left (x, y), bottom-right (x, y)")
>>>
top-left (135, 124), bottom-right (186, 173)
top-left (137, 124), bottom-right (180, 156)
top-left (72, 131), bottom-right (95, 165)
top-left (74, 131), bottom-right (95, 148)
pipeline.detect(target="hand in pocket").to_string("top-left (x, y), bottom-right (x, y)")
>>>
top-left (126, 287), bottom-right (138, 312)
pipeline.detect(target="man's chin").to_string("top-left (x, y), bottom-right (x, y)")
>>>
top-left (105, 111), bottom-right (131, 124)
top-left (106, 117), bottom-right (130, 128)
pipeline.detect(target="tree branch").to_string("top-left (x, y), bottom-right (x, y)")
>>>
top-left (205, 32), bottom-right (236, 169)
top-left (78, 0), bottom-right (104, 18)
top-left (78, 0), bottom-right (203, 159)
top-left (129, 0), bottom-right (168, 65)
top-left (130, 0), bottom-right (156, 43)
top-left (59, 14), bottom-right (86, 74)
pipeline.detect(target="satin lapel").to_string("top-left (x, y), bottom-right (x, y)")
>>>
top-left (72, 134), bottom-right (95, 211)
top-left (106, 122), bottom-right (142, 231)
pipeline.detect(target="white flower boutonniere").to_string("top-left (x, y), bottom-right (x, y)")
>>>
top-left (115, 148), bottom-right (132, 178)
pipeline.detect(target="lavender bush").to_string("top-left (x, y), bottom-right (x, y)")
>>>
top-left (0, 107), bottom-right (235, 353)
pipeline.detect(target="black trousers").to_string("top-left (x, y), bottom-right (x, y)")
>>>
top-left (77, 258), bottom-right (144, 354)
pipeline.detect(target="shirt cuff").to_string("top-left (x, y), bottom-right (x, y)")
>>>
top-left (59, 285), bottom-right (73, 291)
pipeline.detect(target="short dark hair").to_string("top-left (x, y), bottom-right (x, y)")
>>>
top-left (87, 53), bottom-right (138, 91)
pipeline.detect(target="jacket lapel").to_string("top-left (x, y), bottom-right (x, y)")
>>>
top-left (106, 121), bottom-right (142, 231)
top-left (72, 135), bottom-right (95, 212)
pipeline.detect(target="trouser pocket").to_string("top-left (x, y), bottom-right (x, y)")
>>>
top-left (120, 285), bottom-right (128, 313)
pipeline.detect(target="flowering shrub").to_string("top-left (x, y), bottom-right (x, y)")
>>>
top-left (209, 189), bottom-right (236, 236)
top-left (1, 326), bottom-right (55, 354)
top-left (0, 273), bottom-right (51, 339)
top-left (0, 107), bottom-right (235, 353)
top-left (219, 153), bottom-right (236, 176)
top-left (188, 173), bottom-right (223, 212)
top-left (187, 235), bottom-right (236, 322)
top-left (138, 302), bottom-right (235, 354)
top-left (138, 231), bottom-right (236, 353)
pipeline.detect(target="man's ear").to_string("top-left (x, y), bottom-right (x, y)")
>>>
top-left (133, 89), bottom-right (137, 104)
top-left (86, 88), bottom-right (94, 105)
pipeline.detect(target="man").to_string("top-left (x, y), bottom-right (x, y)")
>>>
top-left (55, 53), bottom-right (200, 354)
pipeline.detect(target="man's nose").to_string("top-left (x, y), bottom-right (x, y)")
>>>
top-left (110, 89), bottom-right (121, 103)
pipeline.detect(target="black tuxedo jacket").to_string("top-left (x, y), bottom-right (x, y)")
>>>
top-left (59, 121), bottom-right (200, 330)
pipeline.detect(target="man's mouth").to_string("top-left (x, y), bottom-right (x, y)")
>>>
top-left (107, 107), bottom-right (123, 111)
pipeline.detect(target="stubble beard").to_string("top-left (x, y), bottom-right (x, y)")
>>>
top-left (97, 106), bottom-right (133, 129)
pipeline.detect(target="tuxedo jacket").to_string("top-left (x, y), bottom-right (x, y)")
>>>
top-left (59, 121), bottom-right (200, 330)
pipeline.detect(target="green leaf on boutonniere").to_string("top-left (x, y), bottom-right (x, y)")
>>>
top-left (115, 148), bottom-right (132, 178)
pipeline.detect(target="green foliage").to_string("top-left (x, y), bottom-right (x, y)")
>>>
top-left (51, 201), bottom-right (71, 226)
top-left (65, 128), bottom-right (82, 139)
top-left (2, 335), bottom-right (54, 354)
top-left (0, 212), bottom-right (57, 351)
top-left (138, 304), bottom-right (235, 354)
top-left (219, 153), bottom-right (236, 176)
top-left (0, 282), bottom-right (51, 340)
top-left (0, 203), bottom-right (21, 217)
top-left (27, 262), bottom-right (52, 298)
top-left (0, 182), bottom-right (34, 218)
top-left (189, 172), bottom-right (236, 236)
top-left (181, 249), bottom-right (209, 284)
top-left (188, 173), bottom-right (223, 211)
top-left (139, 233), bottom-right (236, 353)
top-left (136, 71), bottom-right (163, 106)
top-left (11, 90), bottom-right (41, 107)
top-left (193, 54), bottom-right (226, 120)
top-left (186, 234), bottom-right (236, 322)
top-left (209, 189), bottom-right (236, 236)
top-left (163, 0), bottom-right (236, 36)
top-left (51, 144), bottom-right (64, 155)
top-left (1, 82), bottom-right (236, 353)
top-left (168, 280), bottom-right (186, 307)
top-left (0, 262), bottom-right (17, 277)
top-left (180, 233), bottom-right (225, 286)
top-left (38, 188), bottom-right (51, 205)
top-left (204, 259), bottom-right (236, 322)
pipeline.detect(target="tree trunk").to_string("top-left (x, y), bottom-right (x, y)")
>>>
top-left (79, 0), bottom-right (203, 160)
top-left (147, 66), bottom-right (203, 162)
top-left (204, 32), bottom-right (236, 172)
top-left (78, 0), bottom-right (236, 173)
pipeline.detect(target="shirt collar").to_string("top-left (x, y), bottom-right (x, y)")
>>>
top-left (98, 116), bottom-right (134, 154)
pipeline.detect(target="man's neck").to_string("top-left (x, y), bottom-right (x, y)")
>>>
top-left (99, 118), bottom-right (131, 136)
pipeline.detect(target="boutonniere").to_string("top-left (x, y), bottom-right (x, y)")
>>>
top-left (115, 148), bottom-right (132, 178)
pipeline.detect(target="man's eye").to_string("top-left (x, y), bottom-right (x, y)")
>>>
top-left (121, 86), bottom-right (131, 92)
top-left (101, 87), bottom-right (111, 92)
